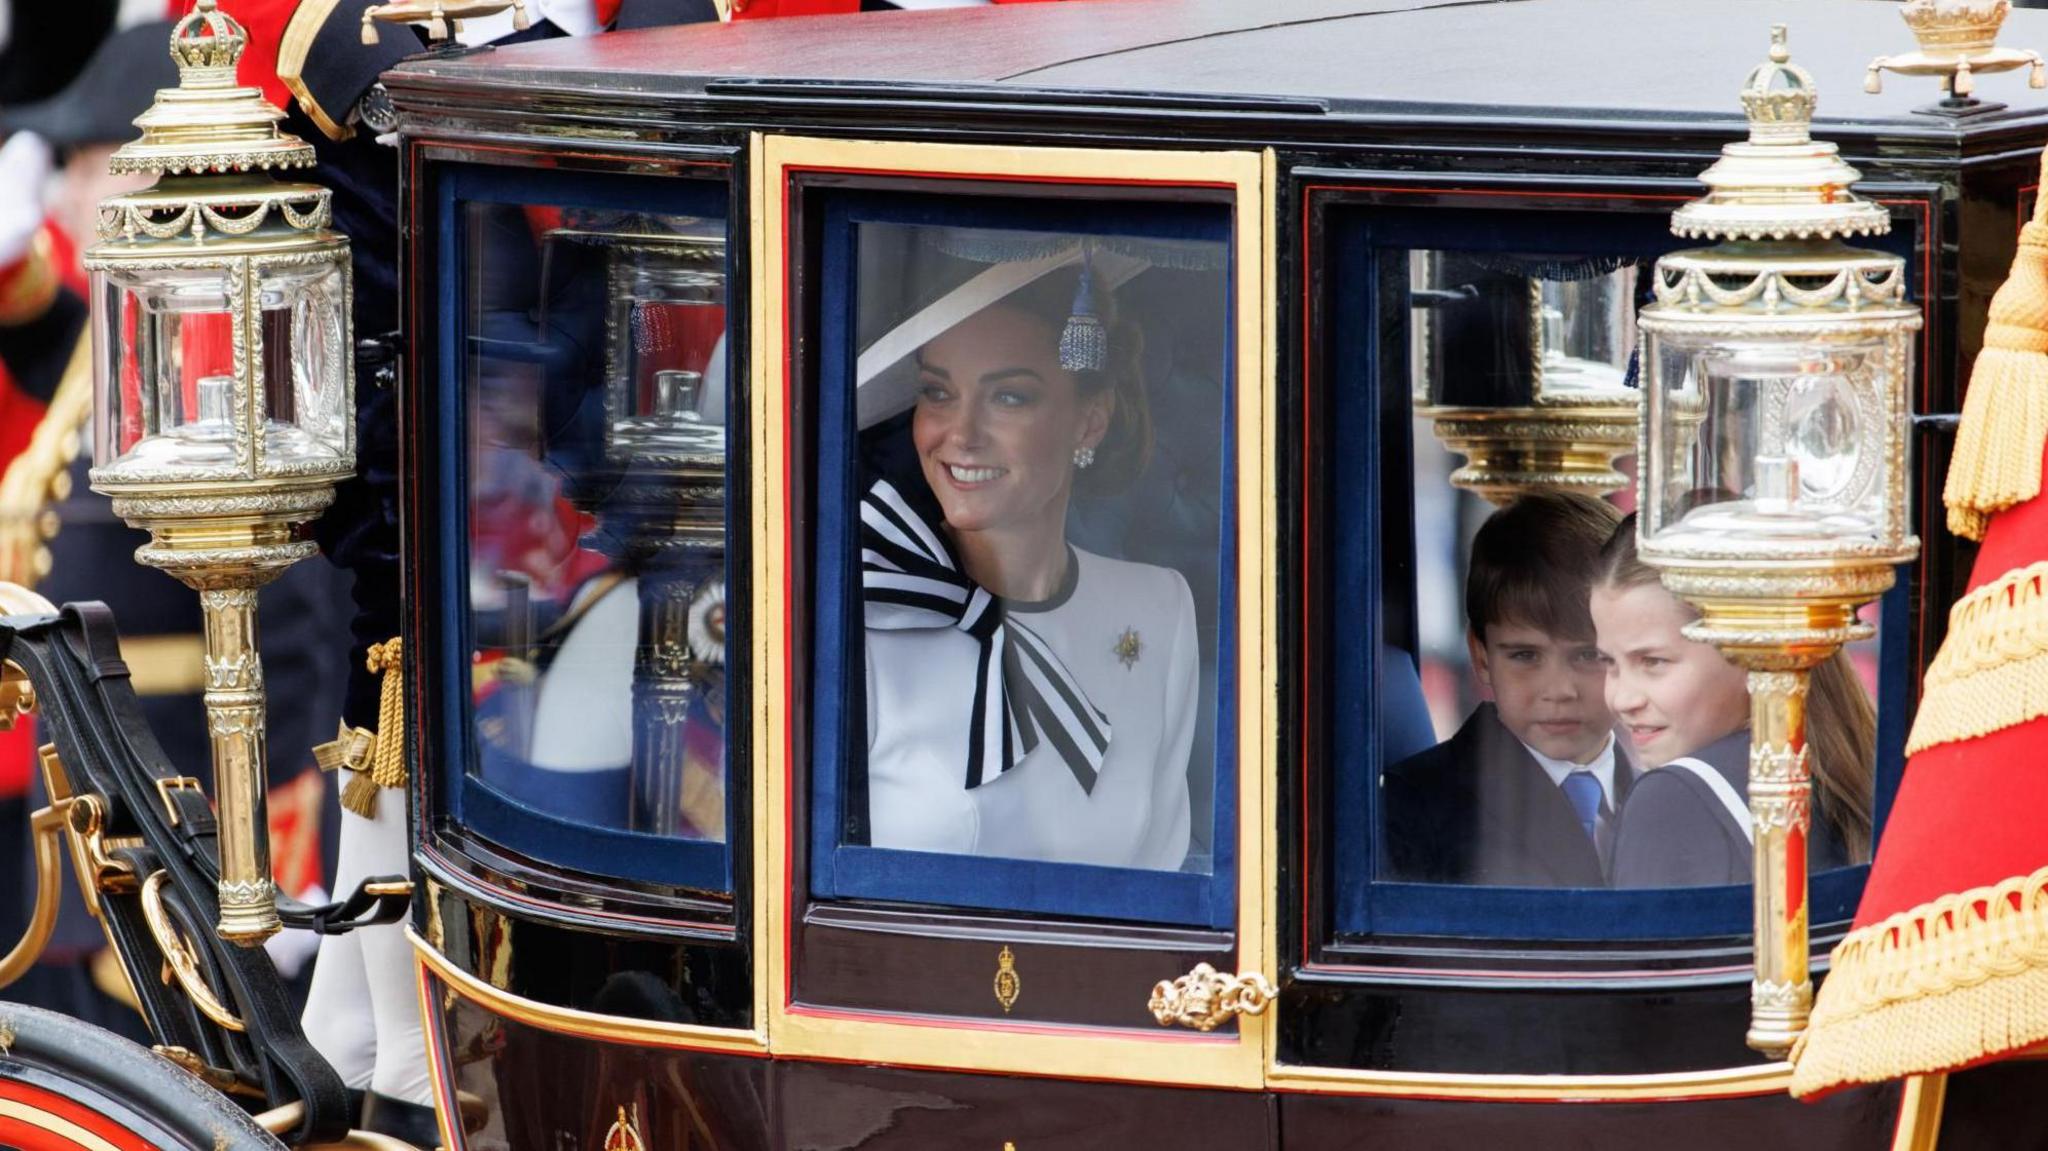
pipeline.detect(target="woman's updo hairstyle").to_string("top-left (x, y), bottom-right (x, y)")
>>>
top-left (1000, 264), bottom-right (1153, 497)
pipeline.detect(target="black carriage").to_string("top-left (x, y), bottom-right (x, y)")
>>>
top-left (6, 1), bottom-right (2048, 1148)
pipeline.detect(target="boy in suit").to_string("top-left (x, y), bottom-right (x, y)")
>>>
top-left (1380, 491), bottom-right (1632, 886)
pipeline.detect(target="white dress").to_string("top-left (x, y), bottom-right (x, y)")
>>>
top-left (864, 546), bottom-right (1199, 871)
top-left (529, 575), bottom-right (637, 771)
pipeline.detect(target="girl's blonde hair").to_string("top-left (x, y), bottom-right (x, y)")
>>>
top-left (1596, 517), bottom-right (1875, 863)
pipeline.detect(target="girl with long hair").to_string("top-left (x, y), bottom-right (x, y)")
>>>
top-left (1592, 517), bottom-right (1873, 887)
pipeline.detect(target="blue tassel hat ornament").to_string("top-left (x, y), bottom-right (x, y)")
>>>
top-left (1058, 246), bottom-right (1109, 373)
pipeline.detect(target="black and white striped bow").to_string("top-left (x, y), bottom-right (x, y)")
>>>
top-left (861, 476), bottom-right (1112, 793)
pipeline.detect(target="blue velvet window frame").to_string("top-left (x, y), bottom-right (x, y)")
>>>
top-left (1330, 203), bottom-right (1919, 941)
top-left (807, 189), bottom-right (1239, 929)
top-left (435, 164), bottom-right (733, 892)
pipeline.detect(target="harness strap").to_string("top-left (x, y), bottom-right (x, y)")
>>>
top-left (2, 607), bottom-right (354, 1145)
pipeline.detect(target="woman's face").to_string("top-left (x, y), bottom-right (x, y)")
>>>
top-left (912, 304), bottom-right (1110, 537)
top-left (1590, 581), bottom-right (1751, 767)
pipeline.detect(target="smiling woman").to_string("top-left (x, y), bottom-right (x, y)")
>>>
top-left (849, 220), bottom-right (1225, 880)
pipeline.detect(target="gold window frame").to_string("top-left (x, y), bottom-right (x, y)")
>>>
top-left (751, 132), bottom-right (1277, 1089)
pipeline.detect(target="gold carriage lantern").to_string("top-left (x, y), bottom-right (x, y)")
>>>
top-left (1636, 27), bottom-right (1919, 1058)
top-left (537, 227), bottom-right (728, 837)
top-left (601, 233), bottom-right (728, 838)
top-left (592, 230), bottom-right (727, 464)
top-left (83, 0), bottom-right (353, 945)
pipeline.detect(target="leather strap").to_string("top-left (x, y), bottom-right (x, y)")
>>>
top-left (52, 604), bottom-right (407, 932)
top-left (0, 607), bottom-right (357, 1144)
top-left (361, 1090), bottom-right (444, 1147)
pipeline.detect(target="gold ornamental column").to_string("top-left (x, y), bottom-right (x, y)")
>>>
top-left (1634, 28), bottom-right (1921, 1057)
top-left (199, 587), bottom-right (272, 935)
top-left (83, 0), bottom-right (356, 944)
top-left (1745, 664), bottom-right (1813, 1047)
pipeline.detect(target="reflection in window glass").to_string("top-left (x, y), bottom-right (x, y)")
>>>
top-left (465, 205), bottom-right (729, 842)
top-left (1383, 249), bottom-right (1878, 890)
top-left (852, 224), bottom-right (1227, 874)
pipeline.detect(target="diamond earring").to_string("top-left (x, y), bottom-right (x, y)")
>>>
top-left (1073, 446), bottom-right (1096, 469)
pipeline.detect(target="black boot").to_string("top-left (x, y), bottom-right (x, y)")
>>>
top-left (360, 1091), bottom-right (442, 1150)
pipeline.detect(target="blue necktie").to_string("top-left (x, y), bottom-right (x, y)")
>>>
top-left (1560, 771), bottom-right (1603, 844)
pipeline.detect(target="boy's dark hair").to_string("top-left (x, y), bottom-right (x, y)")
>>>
top-left (1464, 491), bottom-right (1623, 643)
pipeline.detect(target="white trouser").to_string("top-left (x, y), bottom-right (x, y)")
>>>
top-left (298, 781), bottom-right (432, 1107)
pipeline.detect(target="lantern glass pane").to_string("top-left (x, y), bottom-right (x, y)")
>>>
top-left (255, 261), bottom-right (349, 472)
top-left (1535, 269), bottom-right (1636, 400)
top-left (91, 266), bottom-right (242, 475)
top-left (1410, 252), bottom-right (1638, 408)
top-left (1645, 331), bottom-right (1896, 549)
top-left (603, 239), bottom-right (726, 451)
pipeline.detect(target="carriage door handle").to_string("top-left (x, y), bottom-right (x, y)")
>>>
top-left (1147, 963), bottom-right (1275, 1031)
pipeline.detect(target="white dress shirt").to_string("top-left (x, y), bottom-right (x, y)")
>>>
top-left (865, 546), bottom-right (1199, 871)
top-left (1525, 734), bottom-right (1619, 814)
top-left (1526, 733), bottom-right (1620, 865)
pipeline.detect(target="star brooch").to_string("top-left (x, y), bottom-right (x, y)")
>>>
top-left (1113, 626), bottom-right (1142, 670)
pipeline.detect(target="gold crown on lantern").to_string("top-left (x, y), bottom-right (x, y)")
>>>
top-left (1673, 27), bottom-right (1888, 243)
top-left (1899, 0), bottom-right (2010, 55)
top-left (108, 0), bottom-right (314, 176)
top-left (361, 0), bottom-right (529, 44)
top-left (167, 0), bottom-right (247, 77)
top-left (1738, 26), bottom-right (1819, 142)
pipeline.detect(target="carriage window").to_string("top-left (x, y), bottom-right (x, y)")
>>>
top-left (811, 201), bottom-right (1235, 926)
top-left (1392, 250), bottom-right (1882, 891)
top-left (1331, 209), bottom-right (1903, 940)
top-left (447, 168), bottom-right (733, 890)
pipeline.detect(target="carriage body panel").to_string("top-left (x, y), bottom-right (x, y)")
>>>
top-left (377, 3), bottom-right (2048, 1147)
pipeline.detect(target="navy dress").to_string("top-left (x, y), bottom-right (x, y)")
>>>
top-left (1611, 730), bottom-right (1851, 888)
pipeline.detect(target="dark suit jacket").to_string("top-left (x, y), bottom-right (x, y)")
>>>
top-left (1611, 730), bottom-right (1851, 888)
top-left (1380, 704), bottom-right (1635, 887)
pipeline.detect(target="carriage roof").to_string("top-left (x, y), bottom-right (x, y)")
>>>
top-left (389, 0), bottom-right (2048, 148)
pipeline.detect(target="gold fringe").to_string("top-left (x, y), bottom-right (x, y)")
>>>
top-left (1945, 190), bottom-right (2048, 541)
top-left (313, 638), bottom-right (406, 819)
top-left (1790, 863), bottom-right (2048, 1097)
top-left (341, 772), bottom-right (382, 819)
top-left (1907, 560), bottom-right (2048, 754)
top-left (365, 639), bottom-right (406, 792)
